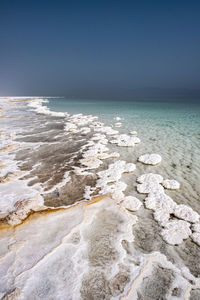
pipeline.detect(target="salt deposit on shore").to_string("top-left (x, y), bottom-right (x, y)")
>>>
top-left (0, 97), bottom-right (200, 300)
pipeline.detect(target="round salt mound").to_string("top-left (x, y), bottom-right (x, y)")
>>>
top-left (122, 196), bottom-right (142, 211)
top-left (138, 154), bottom-right (162, 165)
top-left (162, 179), bottom-right (180, 190)
top-left (137, 173), bottom-right (163, 184)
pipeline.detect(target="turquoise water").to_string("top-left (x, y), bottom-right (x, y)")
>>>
top-left (47, 98), bottom-right (200, 211)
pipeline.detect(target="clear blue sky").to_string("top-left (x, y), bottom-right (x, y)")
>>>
top-left (0, 0), bottom-right (200, 99)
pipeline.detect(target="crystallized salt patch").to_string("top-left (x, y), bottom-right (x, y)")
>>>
top-left (80, 157), bottom-right (103, 169)
top-left (161, 220), bottom-right (191, 245)
top-left (138, 153), bottom-right (162, 165)
top-left (100, 181), bottom-right (127, 201)
top-left (122, 196), bottom-right (142, 211)
top-left (145, 192), bottom-right (176, 213)
top-left (191, 232), bottom-right (200, 246)
top-left (162, 179), bottom-right (180, 190)
top-left (94, 126), bottom-right (119, 135)
top-left (110, 134), bottom-right (141, 147)
top-left (97, 161), bottom-right (136, 185)
top-left (192, 223), bottom-right (200, 233)
top-left (114, 122), bottom-right (122, 127)
top-left (137, 182), bottom-right (164, 194)
top-left (130, 131), bottom-right (137, 136)
top-left (115, 117), bottom-right (121, 121)
top-left (137, 173), bottom-right (163, 184)
top-left (153, 210), bottom-right (170, 226)
top-left (124, 163), bottom-right (136, 173)
top-left (174, 204), bottom-right (199, 223)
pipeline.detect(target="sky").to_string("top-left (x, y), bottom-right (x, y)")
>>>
top-left (0, 0), bottom-right (200, 99)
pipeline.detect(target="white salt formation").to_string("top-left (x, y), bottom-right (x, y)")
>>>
top-left (122, 196), bottom-right (142, 211)
top-left (110, 134), bottom-right (141, 147)
top-left (1, 97), bottom-right (200, 300)
top-left (137, 182), bottom-right (164, 194)
top-left (145, 192), bottom-right (176, 216)
top-left (174, 204), bottom-right (199, 223)
top-left (130, 130), bottom-right (137, 135)
top-left (114, 122), bottom-right (122, 127)
top-left (97, 160), bottom-right (136, 186)
top-left (28, 98), bottom-right (66, 117)
top-left (94, 126), bottom-right (119, 135)
top-left (96, 160), bottom-right (136, 201)
top-left (192, 223), bottom-right (200, 232)
top-left (138, 153), bottom-right (162, 165)
top-left (137, 173), bottom-right (163, 184)
top-left (191, 232), bottom-right (200, 246)
top-left (162, 179), bottom-right (180, 189)
top-left (161, 220), bottom-right (191, 245)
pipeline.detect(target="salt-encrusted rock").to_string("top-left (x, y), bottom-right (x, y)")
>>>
top-left (130, 131), bottom-right (137, 136)
top-left (174, 204), bottom-right (199, 223)
top-left (137, 173), bottom-right (163, 184)
top-left (191, 232), bottom-right (200, 246)
top-left (153, 210), bottom-right (170, 226)
top-left (145, 192), bottom-right (176, 213)
top-left (162, 179), bottom-right (180, 190)
top-left (137, 182), bottom-right (164, 194)
top-left (138, 153), bottom-right (162, 165)
top-left (192, 223), bottom-right (200, 233)
top-left (161, 220), bottom-right (191, 245)
top-left (122, 196), bottom-right (142, 211)
top-left (115, 117), bottom-right (121, 121)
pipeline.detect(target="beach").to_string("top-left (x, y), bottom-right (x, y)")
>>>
top-left (0, 97), bottom-right (200, 299)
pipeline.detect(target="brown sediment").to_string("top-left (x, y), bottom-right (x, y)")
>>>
top-left (0, 172), bottom-right (20, 183)
top-left (86, 194), bottom-right (109, 206)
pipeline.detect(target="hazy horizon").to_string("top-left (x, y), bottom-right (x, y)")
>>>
top-left (0, 0), bottom-right (200, 100)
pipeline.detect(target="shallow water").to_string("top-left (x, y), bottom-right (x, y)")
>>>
top-left (47, 97), bottom-right (200, 211)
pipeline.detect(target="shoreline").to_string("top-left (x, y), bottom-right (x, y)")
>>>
top-left (0, 97), bottom-right (200, 299)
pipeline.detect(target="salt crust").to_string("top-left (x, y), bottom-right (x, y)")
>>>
top-left (137, 182), bottom-right (164, 194)
top-left (114, 122), bottom-right (122, 127)
top-left (162, 179), bottom-right (180, 189)
top-left (115, 116), bottom-right (121, 121)
top-left (28, 99), bottom-right (66, 117)
top-left (138, 153), bottom-right (162, 165)
top-left (94, 126), bottom-right (119, 135)
top-left (174, 204), bottom-right (199, 223)
top-left (99, 181), bottom-right (127, 201)
top-left (192, 223), bottom-right (200, 233)
top-left (97, 161), bottom-right (136, 185)
top-left (145, 192), bottom-right (176, 215)
top-left (130, 131), bottom-right (137, 136)
top-left (191, 232), bottom-right (200, 246)
top-left (110, 134), bottom-right (141, 147)
top-left (80, 141), bottom-right (120, 169)
top-left (122, 196), bottom-right (142, 211)
top-left (137, 173), bottom-right (163, 184)
top-left (96, 161), bottom-right (136, 200)
top-left (161, 220), bottom-right (191, 245)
